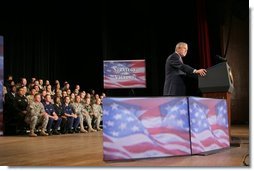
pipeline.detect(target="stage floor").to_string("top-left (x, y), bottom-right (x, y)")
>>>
top-left (0, 125), bottom-right (249, 166)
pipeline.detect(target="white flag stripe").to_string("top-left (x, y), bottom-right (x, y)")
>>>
top-left (141, 117), bottom-right (162, 128)
top-left (153, 133), bottom-right (190, 143)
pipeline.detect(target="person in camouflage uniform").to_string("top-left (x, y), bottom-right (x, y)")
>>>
top-left (25, 93), bottom-right (49, 137)
top-left (71, 95), bottom-right (87, 133)
top-left (84, 97), bottom-right (97, 132)
top-left (92, 98), bottom-right (102, 131)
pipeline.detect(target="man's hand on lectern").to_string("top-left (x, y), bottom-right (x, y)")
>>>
top-left (195, 69), bottom-right (207, 76)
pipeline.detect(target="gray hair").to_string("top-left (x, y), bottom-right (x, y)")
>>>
top-left (175, 42), bottom-right (188, 51)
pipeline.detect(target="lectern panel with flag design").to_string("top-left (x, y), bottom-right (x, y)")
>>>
top-left (103, 97), bottom-right (229, 160)
top-left (103, 97), bottom-right (191, 160)
top-left (189, 97), bottom-right (230, 154)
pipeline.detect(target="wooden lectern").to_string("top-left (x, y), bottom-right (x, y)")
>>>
top-left (198, 62), bottom-right (234, 137)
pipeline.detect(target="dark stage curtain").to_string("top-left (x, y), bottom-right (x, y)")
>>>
top-left (3, 23), bottom-right (59, 82)
top-left (1, 1), bottom-right (209, 95)
top-left (2, 20), bottom-right (103, 90)
top-left (196, 0), bottom-right (212, 68)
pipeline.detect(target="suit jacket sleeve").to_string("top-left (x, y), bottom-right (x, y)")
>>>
top-left (169, 53), bottom-right (195, 74)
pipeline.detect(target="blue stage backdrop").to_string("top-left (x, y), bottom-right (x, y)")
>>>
top-left (0, 36), bottom-right (3, 135)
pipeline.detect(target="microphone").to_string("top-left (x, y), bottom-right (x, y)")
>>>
top-left (216, 55), bottom-right (227, 62)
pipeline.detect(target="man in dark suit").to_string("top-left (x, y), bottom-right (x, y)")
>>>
top-left (3, 85), bottom-right (16, 134)
top-left (163, 42), bottom-right (207, 96)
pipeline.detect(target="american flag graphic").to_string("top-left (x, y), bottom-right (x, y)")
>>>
top-left (103, 97), bottom-right (191, 160)
top-left (103, 97), bottom-right (230, 160)
top-left (189, 97), bottom-right (230, 154)
top-left (103, 60), bottom-right (146, 89)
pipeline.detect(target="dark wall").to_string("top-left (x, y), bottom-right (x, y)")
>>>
top-left (206, 0), bottom-right (249, 124)
top-left (0, 0), bottom-right (249, 123)
top-left (0, 0), bottom-right (200, 95)
top-left (221, 0), bottom-right (249, 124)
top-left (102, 1), bottom-right (199, 96)
top-left (1, 2), bottom-right (103, 91)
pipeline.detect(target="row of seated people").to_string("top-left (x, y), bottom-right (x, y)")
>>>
top-left (4, 86), bottom-right (103, 136)
top-left (4, 76), bottom-right (105, 103)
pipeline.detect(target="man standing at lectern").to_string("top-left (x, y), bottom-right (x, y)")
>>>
top-left (163, 42), bottom-right (207, 96)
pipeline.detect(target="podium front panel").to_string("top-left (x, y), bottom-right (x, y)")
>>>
top-left (189, 97), bottom-right (230, 154)
top-left (103, 97), bottom-right (191, 160)
top-left (102, 96), bottom-right (230, 161)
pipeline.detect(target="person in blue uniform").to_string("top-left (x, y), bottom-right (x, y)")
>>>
top-left (43, 94), bottom-right (62, 135)
top-left (62, 96), bottom-right (80, 133)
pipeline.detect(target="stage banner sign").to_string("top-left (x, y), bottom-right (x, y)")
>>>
top-left (103, 97), bottom-right (191, 160)
top-left (0, 36), bottom-right (3, 136)
top-left (103, 60), bottom-right (146, 89)
top-left (189, 97), bottom-right (230, 154)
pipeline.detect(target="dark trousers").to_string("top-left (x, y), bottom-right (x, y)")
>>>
top-left (66, 117), bottom-right (80, 130)
top-left (47, 117), bottom-right (62, 132)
